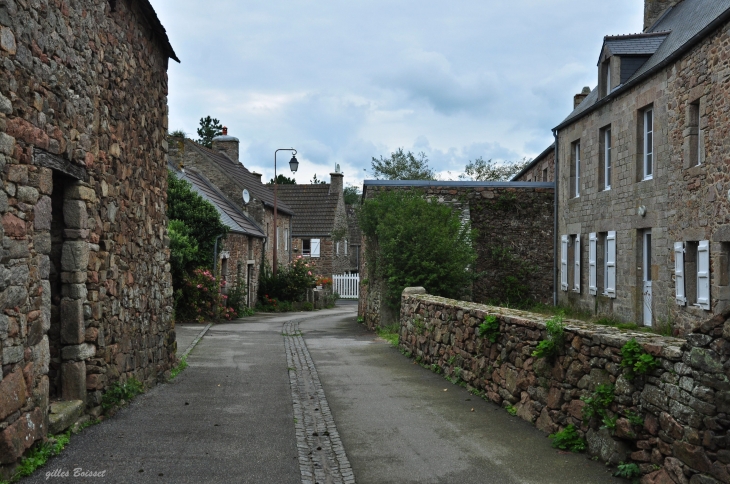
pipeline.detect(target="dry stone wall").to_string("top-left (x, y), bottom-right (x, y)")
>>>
top-left (400, 291), bottom-right (730, 484)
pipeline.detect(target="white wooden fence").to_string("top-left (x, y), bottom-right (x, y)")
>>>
top-left (333, 274), bottom-right (359, 299)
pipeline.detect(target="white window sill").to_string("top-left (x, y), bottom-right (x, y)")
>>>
top-left (604, 186), bottom-right (611, 191)
top-left (642, 175), bottom-right (653, 181)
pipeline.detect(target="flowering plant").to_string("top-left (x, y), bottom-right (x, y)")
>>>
top-left (177, 268), bottom-right (237, 322)
top-left (257, 256), bottom-right (318, 303)
top-left (315, 277), bottom-right (333, 287)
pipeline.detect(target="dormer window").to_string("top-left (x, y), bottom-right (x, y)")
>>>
top-left (602, 59), bottom-right (612, 97)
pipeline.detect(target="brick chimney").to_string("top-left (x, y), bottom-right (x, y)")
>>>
top-left (211, 126), bottom-right (240, 162)
top-left (574, 86), bottom-right (591, 109)
top-left (644, 0), bottom-right (681, 31)
top-left (329, 172), bottom-right (344, 196)
top-left (251, 172), bottom-right (263, 183)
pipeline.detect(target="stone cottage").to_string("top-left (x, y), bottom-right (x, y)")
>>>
top-left (0, 0), bottom-right (178, 473)
top-left (169, 165), bottom-right (265, 307)
top-left (274, 172), bottom-right (351, 277)
top-left (555, 0), bottom-right (730, 334)
top-left (511, 143), bottom-right (555, 183)
top-left (167, 132), bottom-right (294, 271)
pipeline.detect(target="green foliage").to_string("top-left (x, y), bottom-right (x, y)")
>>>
top-left (358, 190), bottom-right (477, 309)
top-left (101, 377), bottom-right (144, 411)
top-left (532, 316), bottom-right (565, 359)
top-left (484, 244), bottom-right (536, 308)
top-left (602, 414), bottom-right (618, 431)
top-left (257, 257), bottom-right (317, 303)
top-left (614, 462), bottom-right (642, 481)
top-left (505, 405), bottom-right (517, 416)
top-left (621, 339), bottom-right (659, 379)
top-left (196, 116), bottom-right (223, 148)
top-left (461, 156), bottom-right (531, 181)
top-left (10, 432), bottom-right (70, 481)
top-left (225, 274), bottom-right (249, 317)
top-left (310, 174), bottom-right (327, 184)
top-left (169, 129), bottom-right (186, 138)
top-left (413, 317), bottom-right (426, 335)
top-left (581, 384), bottom-right (615, 423)
top-left (301, 301), bottom-right (314, 311)
top-left (170, 356), bottom-right (188, 380)
top-left (168, 220), bottom-right (199, 286)
top-left (167, 170), bottom-right (228, 272)
top-left (177, 269), bottom-right (236, 322)
top-left (549, 424), bottom-right (586, 452)
top-left (431, 363), bottom-right (443, 374)
top-left (477, 315), bottom-right (500, 343)
top-left (269, 174), bottom-right (296, 184)
top-left (624, 410), bottom-right (644, 426)
top-left (376, 324), bottom-right (400, 347)
top-left (370, 148), bottom-right (436, 180)
top-left (344, 184), bottom-right (361, 205)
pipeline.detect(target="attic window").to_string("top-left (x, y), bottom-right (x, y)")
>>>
top-left (602, 59), bottom-right (612, 97)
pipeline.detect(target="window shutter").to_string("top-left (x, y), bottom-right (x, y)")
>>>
top-left (606, 231), bottom-right (616, 298)
top-left (573, 234), bottom-right (581, 292)
top-left (561, 235), bottom-right (568, 291)
top-left (344, 239), bottom-right (348, 255)
top-left (697, 240), bottom-right (710, 310)
top-left (311, 239), bottom-right (321, 258)
top-left (589, 233), bottom-right (597, 295)
top-left (674, 242), bottom-right (686, 306)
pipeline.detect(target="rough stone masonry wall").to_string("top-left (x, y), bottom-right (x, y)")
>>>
top-left (219, 234), bottom-right (263, 308)
top-left (513, 148), bottom-right (555, 183)
top-left (400, 292), bottom-right (730, 484)
top-left (0, 0), bottom-right (174, 471)
top-left (360, 183), bottom-right (554, 330)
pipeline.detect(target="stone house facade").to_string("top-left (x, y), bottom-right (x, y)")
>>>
top-left (511, 143), bottom-right (556, 183)
top-left (556, 0), bottom-right (730, 335)
top-left (167, 133), bottom-right (294, 272)
top-left (275, 173), bottom-right (351, 278)
top-left (0, 0), bottom-right (177, 473)
top-left (359, 181), bottom-right (554, 329)
top-left (346, 204), bottom-right (362, 274)
top-left (169, 166), bottom-right (265, 308)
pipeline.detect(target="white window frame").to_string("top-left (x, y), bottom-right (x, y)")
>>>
top-left (589, 233), bottom-right (597, 296)
top-left (575, 142), bottom-right (581, 197)
top-left (643, 109), bottom-right (654, 180)
top-left (674, 242), bottom-right (686, 306)
top-left (604, 128), bottom-right (612, 190)
top-left (573, 234), bottom-right (581, 293)
top-left (605, 231), bottom-right (616, 298)
top-left (344, 239), bottom-right (348, 256)
top-left (284, 228), bottom-right (289, 251)
top-left (605, 61), bottom-right (611, 95)
top-left (698, 128), bottom-right (704, 165)
top-left (696, 240), bottom-right (710, 310)
top-left (336, 241), bottom-right (340, 255)
top-left (561, 235), bottom-right (569, 291)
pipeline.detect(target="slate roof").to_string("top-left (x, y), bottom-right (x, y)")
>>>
top-left (275, 184), bottom-right (340, 237)
top-left (558, 0), bottom-right (730, 129)
top-left (169, 164), bottom-right (265, 238)
top-left (186, 141), bottom-right (294, 216)
top-left (510, 143), bottom-right (555, 181)
top-left (602, 32), bottom-right (669, 58)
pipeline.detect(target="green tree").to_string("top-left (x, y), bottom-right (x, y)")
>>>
top-left (269, 174), bottom-right (296, 185)
top-left (370, 148), bottom-right (436, 180)
top-left (344, 184), bottom-right (361, 204)
top-left (358, 190), bottom-right (477, 309)
top-left (168, 220), bottom-right (199, 291)
top-left (167, 170), bottom-right (228, 273)
top-left (461, 156), bottom-right (531, 181)
top-left (169, 129), bottom-right (186, 138)
top-left (310, 174), bottom-right (327, 184)
top-left (196, 116), bottom-right (223, 148)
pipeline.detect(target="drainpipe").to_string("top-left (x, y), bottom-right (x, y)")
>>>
top-left (213, 234), bottom-right (224, 274)
top-left (552, 129), bottom-right (559, 307)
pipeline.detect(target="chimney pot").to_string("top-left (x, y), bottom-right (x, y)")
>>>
top-left (222, 126), bottom-right (228, 136)
top-left (573, 86), bottom-right (591, 109)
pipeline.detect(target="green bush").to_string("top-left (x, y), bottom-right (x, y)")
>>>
top-left (358, 190), bottom-right (477, 309)
top-left (225, 274), bottom-right (249, 316)
top-left (258, 256), bottom-right (317, 303)
top-left (532, 316), bottom-right (565, 359)
top-left (621, 339), bottom-right (659, 379)
top-left (477, 315), bottom-right (500, 343)
top-left (176, 269), bottom-right (236, 322)
top-left (549, 424), bottom-right (586, 452)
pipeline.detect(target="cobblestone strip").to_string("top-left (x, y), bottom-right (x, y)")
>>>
top-left (284, 321), bottom-right (355, 484)
top-left (180, 323), bottom-right (212, 359)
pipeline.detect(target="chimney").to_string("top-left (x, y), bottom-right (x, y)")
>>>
top-left (644, 0), bottom-right (680, 31)
top-left (329, 172), bottom-right (344, 196)
top-left (211, 126), bottom-right (240, 162)
top-left (574, 86), bottom-right (591, 109)
top-left (251, 172), bottom-right (263, 183)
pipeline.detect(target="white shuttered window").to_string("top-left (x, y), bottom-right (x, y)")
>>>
top-left (605, 231), bottom-right (616, 298)
top-left (561, 235), bottom-right (568, 291)
top-left (311, 239), bottom-right (321, 258)
top-left (589, 233), bottom-right (597, 295)
top-left (573, 234), bottom-right (581, 293)
top-left (674, 242), bottom-right (686, 306)
top-left (696, 240), bottom-right (710, 310)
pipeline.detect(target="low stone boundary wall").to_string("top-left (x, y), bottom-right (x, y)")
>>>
top-left (399, 289), bottom-right (730, 484)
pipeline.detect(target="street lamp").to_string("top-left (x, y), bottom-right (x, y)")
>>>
top-left (273, 148), bottom-right (298, 276)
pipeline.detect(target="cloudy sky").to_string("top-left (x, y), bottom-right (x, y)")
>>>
top-left (154, 0), bottom-right (644, 187)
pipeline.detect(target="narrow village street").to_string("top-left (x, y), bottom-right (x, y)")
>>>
top-left (21, 303), bottom-right (622, 484)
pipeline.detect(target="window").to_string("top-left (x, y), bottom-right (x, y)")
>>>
top-left (697, 240), bottom-right (710, 310)
top-left (220, 257), bottom-right (228, 282)
top-left (687, 100), bottom-right (704, 167)
top-left (720, 243), bottom-right (730, 287)
top-left (303, 239), bottom-right (311, 256)
top-left (247, 236), bottom-right (253, 260)
top-left (602, 59), bottom-right (612, 97)
top-left (563, 234), bottom-right (581, 292)
top-left (572, 234), bottom-right (581, 293)
top-left (642, 108), bottom-right (654, 180)
top-left (336, 241), bottom-right (340, 255)
top-left (561, 235), bottom-right (568, 291)
top-left (605, 231), bottom-right (616, 298)
top-left (679, 240), bottom-right (710, 310)
top-left (570, 141), bottom-right (581, 198)
top-left (600, 127), bottom-right (612, 190)
top-left (311, 239), bottom-right (321, 258)
top-left (589, 233), bottom-right (597, 295)
top-left (284, 228), bottom-right (289, 251)
top-left (542, 168), bottom-right (548, 182)
top-left (674, 242), bottom-right (686, 306)
top-left (344, 239), bottom-right (348, 256)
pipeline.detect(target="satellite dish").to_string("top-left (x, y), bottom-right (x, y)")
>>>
top-left (242, 189), bottom-right (250, 205)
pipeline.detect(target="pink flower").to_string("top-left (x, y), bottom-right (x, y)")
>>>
top-left (197, 284), bottom-right (202, 289)
top-left (308, 271), bottom-right (312, 275)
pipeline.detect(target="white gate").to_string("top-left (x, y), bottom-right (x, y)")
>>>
top-left (333, 274), bottom-right (359, 299)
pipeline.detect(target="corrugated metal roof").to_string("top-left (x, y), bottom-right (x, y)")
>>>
top-left (275, 184), bottom-right (340, 236)
top-left (558, 0), bottom-right (730, 129)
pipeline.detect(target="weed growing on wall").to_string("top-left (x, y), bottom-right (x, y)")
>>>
top-left (549, 424), bottom-right (586, 452)
top-left (477, 315), bottom-right (500, 342)
top-left (620, 339), bottom-right (659, 380)
top-left (101, 378), bottom-right (144, 412)
top-left (532, 316), bottom-right (565, 360)
top-left (614, 462), bottom-right (641, 482)
top-left (581, 384), bottom-right (615, 423)
top-left (7, 432), bottom-right (71, 482)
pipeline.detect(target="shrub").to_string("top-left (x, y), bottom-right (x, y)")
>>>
top-left (621, 339), bottom-right (659, 379)
top-left (581, 384), bottom-right (615, 423)
top-left (477, 315), bottom-right (500, 343)
top-left (177, 269), bottom-right (236, 322)
top-left (532, 316), bottom-right (565, 359)
top-left (549, 424), bottom-right (586, 452)
top-left (614, 462), bottom-right (641, 481)
top-left (226, 274), bottom-right (249, 315)
top-left (258, 256), bottom-right (317, 303)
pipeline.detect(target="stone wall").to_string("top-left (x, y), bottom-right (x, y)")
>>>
top-left (399, 291), bottom-right (730, 484)
top-left (0, 0), bottom-right (175, 473)
top-left (359, 182), bottom-right (554, 329)
top-left (218, 233), bottom-right (263, 308)
top-left (557, 11), bottom-right (730, 335)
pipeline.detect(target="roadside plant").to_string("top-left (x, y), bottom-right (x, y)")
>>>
top-left (477, 315), bottom-right (500, 343)
top-left (505, 405), bottom-right (517, 416)
top-left (581, 384), bottom-right (615, 423)
top-left (170, 356), bottom-right (188, 380)
top-left (101, 377), bottom-right (144, 411)
top-left (624, 409), bottom-right (644, 426)
top-left (258, 256), bottom-right (317, 303)
top-left (532, 316), bottom-right (565, 360)
top-left (621, 339), bottom-right (659, 379)
top-left (614, 462), bottom-right (641, 482)
top-left (549, 424), bottom-right (586, 452)
top-left (9, 431), bottom-right (71, 482)
top-left (177, 268), bottom-right (236, 322)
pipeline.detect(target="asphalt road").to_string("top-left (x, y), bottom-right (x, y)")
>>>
top-left (21, 303), bottom-right (622, 483)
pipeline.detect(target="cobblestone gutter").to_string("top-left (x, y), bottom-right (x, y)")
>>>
top-left (399, 290), bottom-right (730, 484)
top-left (284, 321), bottom-right (355, 484)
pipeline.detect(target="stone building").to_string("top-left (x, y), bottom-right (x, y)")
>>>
top-left (274, 172), bottom-right (351, 277)
top-left (345, 204), bottom-right (362, 274)
top-left (359, 180), bottom-right (554, 329)
top-left (167, 132), bottom-right (294, 271)
top-left (169, 165), bottom-right (265, 307)
top-left (511, 143), bottom-right (555, 183)
top-left (555, 0), bottom-right (730, 334)
top-left (0, 0), bottom-right (177, 472)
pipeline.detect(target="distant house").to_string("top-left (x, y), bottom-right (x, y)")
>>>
top-left (167, 130), bottom-right (295, 269)
top-left (511, 143), bottom-right (555, 183)
top-left (274, 173), bottom-right (352, 277)
top-left (346, 204), bottom-right (362, 274)
top-left (169, 165), bottom-right (265, 307)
